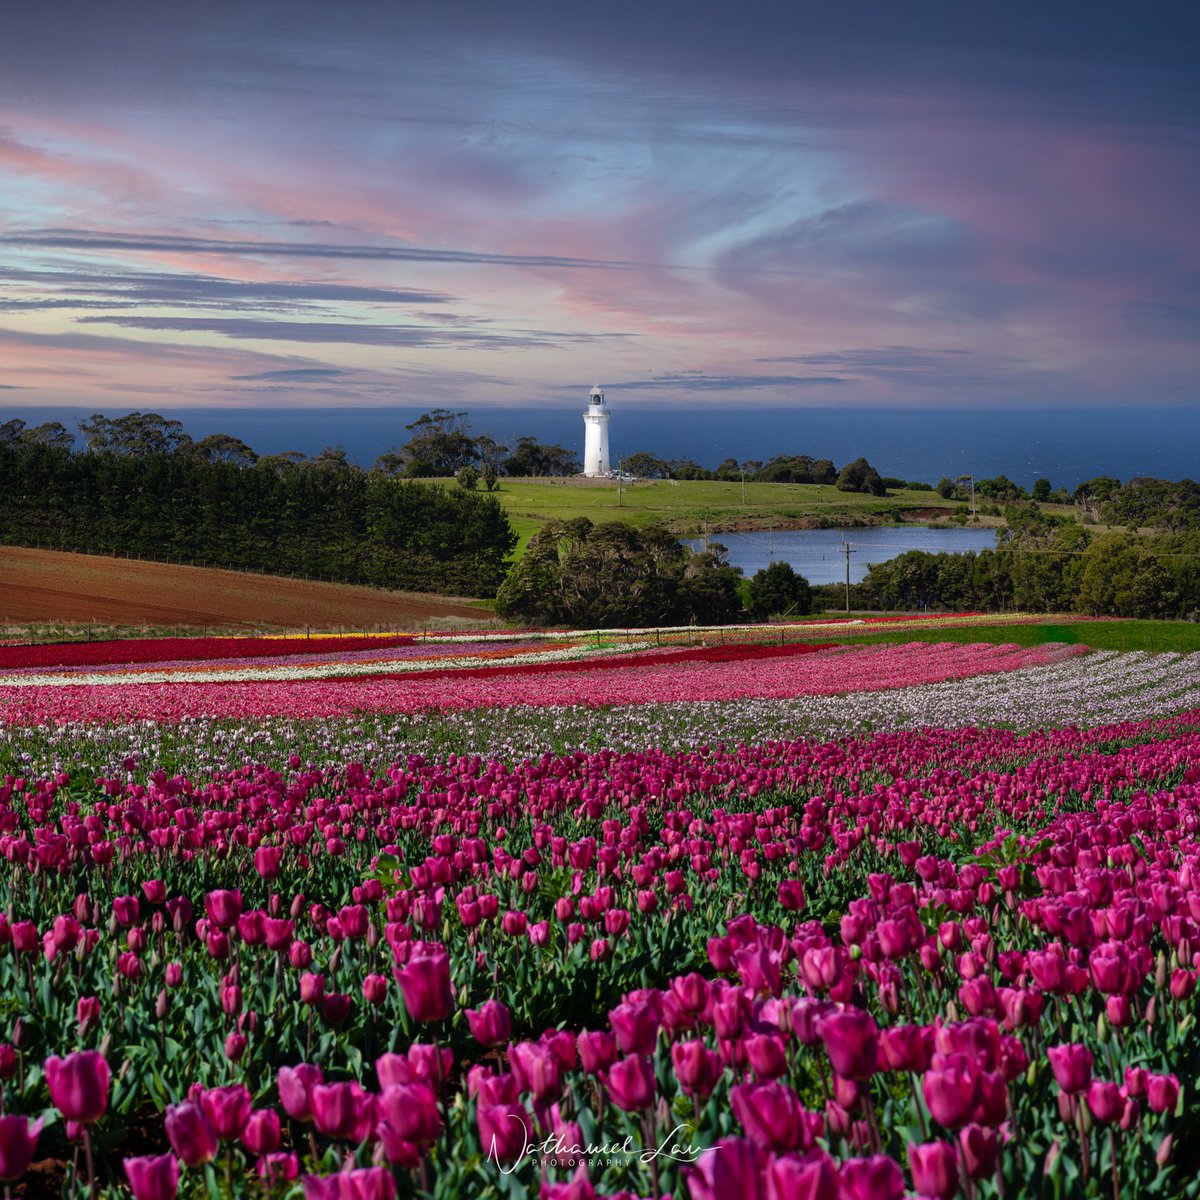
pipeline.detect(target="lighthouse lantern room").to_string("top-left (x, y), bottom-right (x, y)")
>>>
top-left (582, 384), bottom-right (611, 477)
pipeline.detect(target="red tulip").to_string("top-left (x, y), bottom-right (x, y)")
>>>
top-left (45, 1051), bottom-right (109, 1125)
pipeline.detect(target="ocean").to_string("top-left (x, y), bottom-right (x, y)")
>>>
top-left (9, 404), bottom-right (1198, 490)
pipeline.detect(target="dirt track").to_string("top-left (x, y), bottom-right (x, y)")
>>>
top-left (0, 547), bottom-right (499, 630)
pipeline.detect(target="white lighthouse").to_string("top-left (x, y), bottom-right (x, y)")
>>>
top-left (582, 384), bottom-right (611, 477)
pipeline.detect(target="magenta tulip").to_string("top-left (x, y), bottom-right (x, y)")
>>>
top-left (1048, 1044), bottom-right (1093, 1094)
top-left (839, 1154), bottom-right (905, 1200)
top-left (923, 1060), bottom-right (980, 1130)
top-left (466, 1000), bottom-right (512, 1048)
top-left (1147, 1074), bottom-right (1180, 1115)
top-left (687, 1137), bottom-right (763, 1200)
top-left (123, 1153), bottom-right (179, 1200)
top-left (477, 1103), bottom-right (531, 1166)
top-left (378, 1083), bottom-right (441, 1145)
top-left (45, 1052), bottom-right (109, 1125)
top-left (164, 1103), bottom-right (217, 1167)
top-left (764, 1149), bottom-right (839, 1200)
top-left (278, 1064), bottom-right (323, 1123)
top-left (0, 1115), bottom-right (41, 1182)
top-left (201, 1085), bottom-right (252, 1142)
top-left (394, 943), bottom-right (453, 1023)
top-left (606, 1054), bottom-right (657, 1112)
top-left (731, 1080), bottom-right (806, 1153)
top-left (908, 1140), bottom-right (959, 1200)
top-left (242, 1109), bottom-right (281, 1155)
top-left (818, 1007), bottom-right (878, 1080)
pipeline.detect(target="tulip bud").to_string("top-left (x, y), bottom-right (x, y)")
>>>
top-left (1157, 1133), bottom-right (1174, 1167)
top-left (1146, 997), bottom-right (1157, 1027)
top-left (156, 990), bottom-right (170, 1020)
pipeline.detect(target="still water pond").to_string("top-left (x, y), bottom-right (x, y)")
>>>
top-left (689, 527), bottom-right (998, 585)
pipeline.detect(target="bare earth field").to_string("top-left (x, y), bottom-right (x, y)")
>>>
top-left (0, 547), bottom-right (497, 630)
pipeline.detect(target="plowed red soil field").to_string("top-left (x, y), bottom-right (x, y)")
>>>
top-left (0, 547), bottom-right (497, 630)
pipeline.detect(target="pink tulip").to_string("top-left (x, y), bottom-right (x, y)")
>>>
top-left (466, 1000), bottom-right (512, 1048)
top-left (203, 890), bottom-right (242, 929)
top-left (672, 1040), bottom-right (722, 1098)
top-left (45, 1051), bottom-right (109, 1125)
top-left (687, 1137), bottom-right (763, 1200)
top-left (477, 1103), bottom-right (531, 1165)
top-left (164, 1102), bottom-right (217, 1167)
top-left (606, 1054), bottom-right (657, 1112)
top-left (123, 1153), bottom-right (179, 1200)
top-left (0, 1115), bottom-right (41, 1182)
top-left (908, 1140), bottom-right (959, 1199)
top-left (242, 1109), bottom-right (281, 1155)
top-left (394, 943), bottom-right (453, 1023)
top-left (731, 1080), bottom-right (806, 1153)
top-left (1048, 1044), bottom-right (1093, 1094)
top-left (311, 1081), bottom-right (373, 1141)
top-left (1087, 1080), bottom-right (1124, 1124)
top-left (201, 1085), bottom-right (252, 1142)
top-left (278, 1064), bottom-right (324, 1123)
top-left (818, 1007), bottom-right (878, 1080)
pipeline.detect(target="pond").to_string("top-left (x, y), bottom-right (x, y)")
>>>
top-left (687, 526), bottom-right (999, 584)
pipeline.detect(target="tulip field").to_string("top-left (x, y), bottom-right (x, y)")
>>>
top-left (0, 626), bottom-right (1197, 1198)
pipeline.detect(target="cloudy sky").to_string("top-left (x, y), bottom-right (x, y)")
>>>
top-left (1, 1), bottom-right (1197, 412)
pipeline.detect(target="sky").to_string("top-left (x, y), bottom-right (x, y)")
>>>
top-left (1, 0), bottom-right (1198, 416)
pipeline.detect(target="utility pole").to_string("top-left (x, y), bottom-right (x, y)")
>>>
top-left (740, 467), bottom-right (746, 504)
top-left (617, 458), bottom-right (623, 508)
top-left (843, 538), bottom-right (852, 613)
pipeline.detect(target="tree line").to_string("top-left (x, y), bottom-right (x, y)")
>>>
top-left (835, 507), bottom-right (1200, 618)
top-left (0, 425), bottom-right (515, 596)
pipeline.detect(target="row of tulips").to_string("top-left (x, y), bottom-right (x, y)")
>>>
top-left (0, 706), bottom-right (1194, 1192)
top-left (0, 639), bottom-right (1084, 721)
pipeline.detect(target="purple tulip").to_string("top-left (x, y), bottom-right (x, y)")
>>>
top-left (839, 1154), bottom-right (905, 1200)
top-left (731, 1080), bottom-right (806, 1153)
top-left (477, 1103), bottom-right (531, 1166)
top-left (378, 1083), bottom-right (441, 1146)
top-left (1147, 1073), bottom-right (1181, 1115)
top-left (242, 1109), bottom-right (281, 1155)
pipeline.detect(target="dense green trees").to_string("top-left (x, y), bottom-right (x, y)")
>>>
top-left (746, 562), bottom-right (814, 620)
top-left (0, 440), bottom-right (515, 596)
top-left (495, 519), bottom-right (745, 627)
top-left (851, 521), bottom-right (1200, 618)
